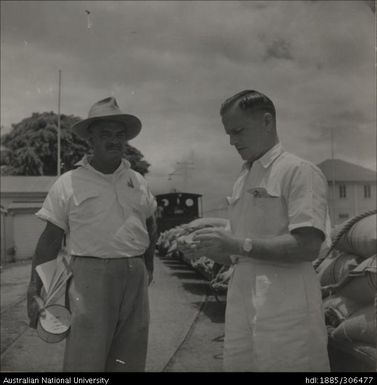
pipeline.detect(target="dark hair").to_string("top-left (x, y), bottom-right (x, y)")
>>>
top-left (220, 90), bottom-right (276, 119)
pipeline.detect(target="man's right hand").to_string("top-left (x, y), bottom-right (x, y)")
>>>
top-left (27, 284), bottom-right (41, 329)
top-left (26, 221), bottom-right (65, 329)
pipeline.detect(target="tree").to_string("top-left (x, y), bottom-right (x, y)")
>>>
top-left (0, 112), bottom-right (151, 176)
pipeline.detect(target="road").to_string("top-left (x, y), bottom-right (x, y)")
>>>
top-left (0, 255), bottom-right (226, 372)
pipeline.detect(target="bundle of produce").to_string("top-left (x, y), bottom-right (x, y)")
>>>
top-left (334, 256), bottom-right (376, 304)
top-left (317, 250), bottom-right (363, 287)
top-left (315, 210), bottom-right (377, 294)
top-left (328, 340), bottom-right (377, 372)
top-left (323, 295), bottom-right (364, 329)
top-left (330, 210), bottom-right (376, 258)
top-left (315, 210), bottom-right (377, 370)
top-left (331, 305), bottom-right (376, 345)
top-left (210, 265), bottom-right (234, 294)
top-left (157, 225), bottom-right (190, 257)
top-left (190, 256), bottom-right (215, 280)
top-left (186, 217), bottom-right (228, 229)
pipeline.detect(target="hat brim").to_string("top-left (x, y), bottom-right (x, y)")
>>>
top-left (71, 114), bottom-right (141, 140)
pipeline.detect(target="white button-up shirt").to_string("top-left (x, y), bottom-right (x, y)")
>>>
top-left (36, 156), bottom-right (157, 258)
top-left (227, 143), bottom-right (329, 244)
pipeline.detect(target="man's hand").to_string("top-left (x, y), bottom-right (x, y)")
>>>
top-left (193, 227), bottom-right (241, 253)
top-left (179, 227), bottom-right (240, 265)
top-left (26, 221), bottom-right (64, 329)
top-left (177, 240), bottom-right (202, 261)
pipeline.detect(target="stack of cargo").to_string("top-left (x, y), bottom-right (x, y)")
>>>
top-left (315, 210), bottom-right (377, 371)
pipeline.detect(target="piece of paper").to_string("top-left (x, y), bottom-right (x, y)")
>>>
top-left (36, 253), bottom-right (72, 306)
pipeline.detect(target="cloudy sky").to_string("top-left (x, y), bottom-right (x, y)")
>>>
top-left (1, 0), bottom-right (375, 214)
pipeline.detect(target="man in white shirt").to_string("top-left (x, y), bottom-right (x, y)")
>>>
top-left (27, 97), bottom-right (157, 372)
top-left (182, 90), bottom-right (330, 371)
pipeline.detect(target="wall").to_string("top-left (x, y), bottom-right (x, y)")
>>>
top-left (328, 182), bottom-right (376, 225)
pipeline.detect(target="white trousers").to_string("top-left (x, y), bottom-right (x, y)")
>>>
top-left (223, 259), bottom-right (330, 372)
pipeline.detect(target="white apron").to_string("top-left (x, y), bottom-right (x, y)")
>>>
top-left (223, 149), bottom-right (330, 372)
top-left (224, 258), bottom-right (330, 371)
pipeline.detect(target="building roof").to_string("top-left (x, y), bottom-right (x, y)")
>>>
top-left (1, 176), bottom-right (57, 194)
top-left (8, 202), bottom-right (44, 210)
top-left (317, 159), bottom-right (376, 183)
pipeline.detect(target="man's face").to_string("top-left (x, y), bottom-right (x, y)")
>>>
top-left (222, 106), bottom-right (269, 161)
top-left (88, 121), bottom-right (128, 162)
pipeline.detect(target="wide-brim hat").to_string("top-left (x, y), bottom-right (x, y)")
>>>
top-left (71, 97), bottom-right (141, 140)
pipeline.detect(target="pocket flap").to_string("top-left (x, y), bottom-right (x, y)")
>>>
top-left (72, 190), bottom-right (99, 206)
top-left (247, 186), bottom-right (280, 199)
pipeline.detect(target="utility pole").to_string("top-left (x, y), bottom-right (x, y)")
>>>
top-left (168, 156), bottom-right (195, 192)
top-left (57, 69), bottom-right (62, 176)
top-left (330, 126), bottom-right (336, 224)
top-left (176, 160), bottom-right (195, 191)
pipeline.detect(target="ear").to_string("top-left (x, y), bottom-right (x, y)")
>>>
top-left (86, 133), bottom-right (94, 146)
top-left (86, 127), bottom-right (95, 145)
top-left (263, 112), bottom-right (273, 129)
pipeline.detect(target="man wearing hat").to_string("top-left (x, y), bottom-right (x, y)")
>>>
top-left (27, 97), bottom-right (157, 372)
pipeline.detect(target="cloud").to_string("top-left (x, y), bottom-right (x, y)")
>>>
top-left (264, 38), bottom-right (293, 61)
top-left (1, 0), bottom-right (375, 212)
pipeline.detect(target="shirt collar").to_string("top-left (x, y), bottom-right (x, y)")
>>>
top-left (242, 143), bottom-right (284, 170)
top-left (75, 155), bottom-right (131, 176)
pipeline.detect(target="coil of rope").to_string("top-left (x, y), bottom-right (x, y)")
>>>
top-left (313, 209), bottom-right (377, 270)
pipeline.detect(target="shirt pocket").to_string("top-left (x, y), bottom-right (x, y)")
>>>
top-left (246, 187), bottom-right (288, 236)
top-left (70, 190), bottom-right (103, 223)
top-left (117, 183), bottom-right (150, 218)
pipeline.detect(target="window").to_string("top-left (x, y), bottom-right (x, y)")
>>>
top-left (364, 185), bottom-right (371, 199)
top-left (339, 184), bottom-right (347, 199)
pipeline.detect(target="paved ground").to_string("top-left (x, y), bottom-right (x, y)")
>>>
top-left (0, 255), bottom-right (226, 373)
top-left (161, 258), bottom-right (226, 372)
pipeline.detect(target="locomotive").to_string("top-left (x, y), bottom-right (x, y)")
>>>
top-left (155, 192), bottom-right (202, 234)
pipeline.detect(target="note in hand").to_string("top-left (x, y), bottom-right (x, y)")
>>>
top-left (36, 252), bottom-right (72, 306)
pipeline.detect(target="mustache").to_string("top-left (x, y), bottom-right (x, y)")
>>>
top-left (105, 145), bottom-right (123, 151)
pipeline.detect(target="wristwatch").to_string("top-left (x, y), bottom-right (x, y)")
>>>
top-left (230, 238), bottom-right (253, 264)
top-left (242, 238), bottom-right (253, 254)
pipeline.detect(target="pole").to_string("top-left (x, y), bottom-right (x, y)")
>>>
top-left (330, 126), bottom-right (336, 224)
top-left (57, 69), bottom-right (62, 176)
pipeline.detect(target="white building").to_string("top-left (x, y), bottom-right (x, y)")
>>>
top-left (318, 159), bottom-right (376, 226)
top-left (0, 176), bottom-right (56, 263)
top-left (1, 158), bottom-right (375, 262)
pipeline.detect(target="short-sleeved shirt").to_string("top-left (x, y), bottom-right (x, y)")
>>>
top-left (227, 143), bottom-right (330, 246)
top-left (36, 156), bottom-right (157, 258)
